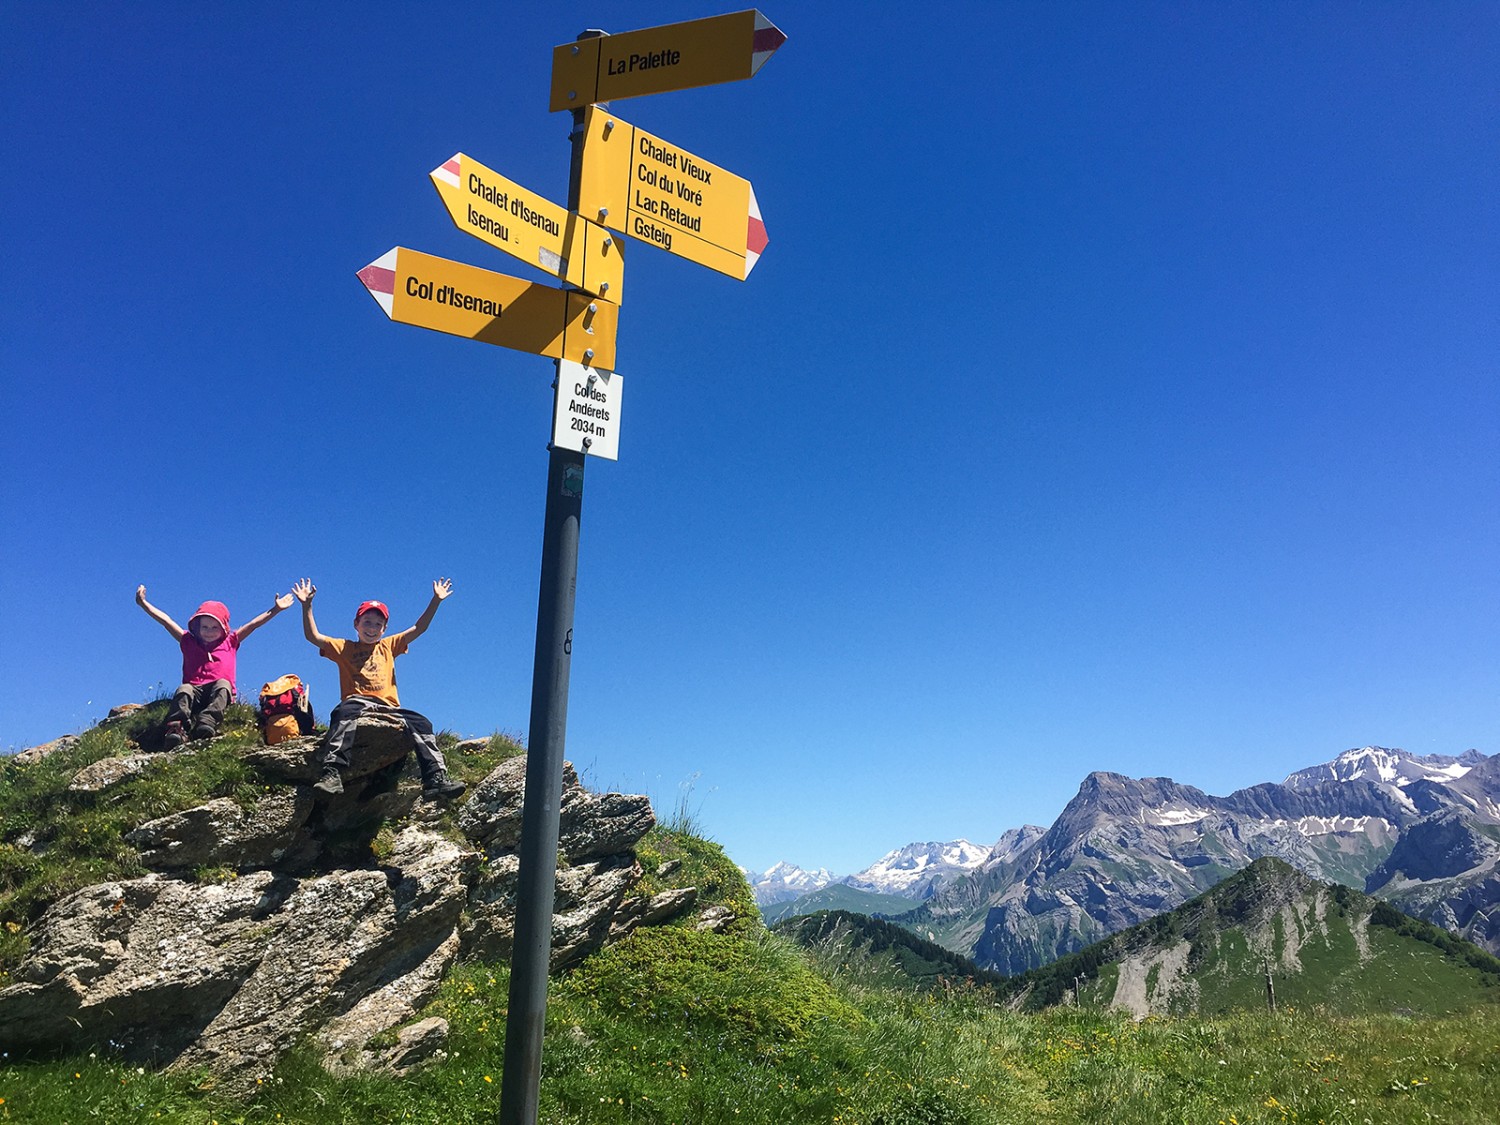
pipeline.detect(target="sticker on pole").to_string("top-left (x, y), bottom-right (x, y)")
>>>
top-left (553, 359), bottom-right (623, 461)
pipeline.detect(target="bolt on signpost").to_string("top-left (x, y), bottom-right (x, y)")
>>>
top-left (357, 13), bottom-right (783, 1125)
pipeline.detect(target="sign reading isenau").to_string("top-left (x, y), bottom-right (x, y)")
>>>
top-left (577, 107), bottom-right (768, 281)
top-left (550, 10), bottom-right (786, 111)
top-left (431, 153), bottom-right (624, 303)
top-left (357, 247), bottom-right (618, 368)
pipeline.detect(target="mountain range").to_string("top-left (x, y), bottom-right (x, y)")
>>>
top-left (752, 746), bottom-right (1500, 976)
top-left (997, 856), bottom-right (1500, 1018)
top-left (772, 858), bottom-right (1500, 1018)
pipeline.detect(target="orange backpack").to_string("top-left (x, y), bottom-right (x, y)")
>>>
top-left (257, 674), bottom-right (314, 744)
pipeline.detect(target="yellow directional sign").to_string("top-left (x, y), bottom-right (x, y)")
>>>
top-left (430, 153), bottom-right (624, 304)
top-left (550, 10), bottom-right (786, 112)
top-left (577, 107), bottom-right (768, 281)
top-left (356, 247), bottom-right (618, 369)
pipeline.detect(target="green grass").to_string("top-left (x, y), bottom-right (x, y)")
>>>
top-left (4, 936), bottom-right (1498, 1123)
top-left (5, 728), bottom-right (1499, 1122)
top-left (4, 841), bottom-right (1498, 1124)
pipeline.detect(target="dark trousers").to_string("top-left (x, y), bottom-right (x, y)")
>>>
top-left (321, 696), bottom-right (448, 780)
top-left (166, 680), bottom-right (232, 733)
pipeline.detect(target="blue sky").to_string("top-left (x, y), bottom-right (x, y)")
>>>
top-left (3, 3), bottom-right (1496, 877)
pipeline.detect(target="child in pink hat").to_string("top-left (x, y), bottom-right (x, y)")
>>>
top-left (136, 585), bottom-right (294, 748)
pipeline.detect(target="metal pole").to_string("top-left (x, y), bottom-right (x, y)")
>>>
top-left (498, 30), bottom-right (604, 1125)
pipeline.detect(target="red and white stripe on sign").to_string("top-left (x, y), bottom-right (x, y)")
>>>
top-left (751, 12), bottom-right (787, 75)
top-left (356, 249), bottom-right (397, 316)
top-left (746, 186), bottom-right (769, 277)
top-left (433, 156), bottom-right (461, 189)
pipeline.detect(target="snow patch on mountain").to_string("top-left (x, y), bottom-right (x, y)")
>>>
top-left (1284, 747), bottom-right (1483, 791)
top-left (1294, 815), bottom-right (1390, 837)
top-left (745, 861), bottom-right (834, 906)
top-left (843, 840), bottom-right (991, 898)
top-left (1140, 805), bottom-right (1211, 827)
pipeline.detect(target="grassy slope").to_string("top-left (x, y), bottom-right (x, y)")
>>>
top-left (1002, 859), bottom-right (1500, 1020)
top-left (774, 908), bottom-right (1010, 992)
top-left (4, 726), bottom-right (1500, 1122)
top-left (3, 834), bottom-right (1499, 1123)
top-left (761, 884), bottom-right (920, 926)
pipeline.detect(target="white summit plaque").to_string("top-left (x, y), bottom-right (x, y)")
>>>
top-left (553, 358), bottom-right (623, 461)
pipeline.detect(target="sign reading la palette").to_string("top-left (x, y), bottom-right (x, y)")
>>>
top-left (357, 247), bottom-right (618, 369)
top-left (430, 153), bottom-right (624, 304)
top-left (577, 106), bottom-right (768, 281)
top-left (549, 9), bottom-right (785, 111)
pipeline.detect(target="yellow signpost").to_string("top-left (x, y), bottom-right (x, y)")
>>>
top-left (577, 106), bottom-right (768, 280)
top-left (356, 246), bottom-right (618, 368)
top-left (358, 17), bottom-right (785, 1125)
top-left (430, 153), bottom-right (624, 303)
top-left (549, 9), bottom-right (785, 111)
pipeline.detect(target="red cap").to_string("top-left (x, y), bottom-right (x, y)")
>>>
top-left (189, 601), bottom-right (230, 632)
top-left (355, 600), bottom-right (389, 622)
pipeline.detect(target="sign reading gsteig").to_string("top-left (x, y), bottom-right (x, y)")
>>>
top-left (357, 247), bottom-right (618, 368)
top-left (430, 153), bottom-right (624, 303)
top-left (550, 9), bottom-right (785, 112)
top-left (577, 107), bottom-right (768, 281)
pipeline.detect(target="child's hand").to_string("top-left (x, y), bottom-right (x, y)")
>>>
top-left (292, 579), bottom-right (316, 604)
top-left (274, 592), bottom-right (294, 611)
top-left (433, 577), bottom-right (453, 601)
top-left (135, 584), bottom-right (148, 607)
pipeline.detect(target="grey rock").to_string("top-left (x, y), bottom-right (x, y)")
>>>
top-left (366, 1016), bottom-right (451, 1076)
top-left (609, 887), bottom-right (700, 941)
top-left (457, 759), bottom-right (656, 863)
top-left (167, 827), bottom-right (474, 1090)
top-left (695, 905), bottom-right (737, 934)
top-left (68, 752), bottom-right (160, 793)
top-left (127, 792), bottom-right (315, 871)
top-left (0, 872), bottom-right (293, 1061)
top-left (11, 734), bottom-right (80, 766)
top-left (0, 717), bottom-right (664, 1091)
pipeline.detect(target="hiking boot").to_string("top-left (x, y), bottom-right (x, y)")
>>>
top-left (162, 722), bottom-right (187, 751)
top-left (190, 722), bottom-right (217, 741)
top-left (312, 767), bottom-right (344, 796)
top-left (422, 771), bottom-right (466, 800)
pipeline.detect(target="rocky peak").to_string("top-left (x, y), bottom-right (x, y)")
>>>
top-left (0, 717), bottom-right (727, 1093)
top-left (1283, 746), bottom-right (1486, 791)
top-left (747, 861), bottom-right (834, 906)
top-left (842, 840), bottom-right (990, 899)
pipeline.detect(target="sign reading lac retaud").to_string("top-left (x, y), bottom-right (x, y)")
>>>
top-left (576, 107), bottom-right (768, 281)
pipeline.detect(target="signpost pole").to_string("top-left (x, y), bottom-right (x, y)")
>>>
top-left (498, 31), bottom-right (605, 1125)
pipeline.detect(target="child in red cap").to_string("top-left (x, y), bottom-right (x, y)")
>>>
top-left (135, 585), bottom-right (294, 748)
top-left (290, 577), bottom-right (465, 801)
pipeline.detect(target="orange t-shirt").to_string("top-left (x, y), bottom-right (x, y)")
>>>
top-left (319, 634), bottom-right (411, 705)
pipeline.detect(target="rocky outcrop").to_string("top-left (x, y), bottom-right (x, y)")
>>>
top-left (0, 719), bottom-right (727, 1093)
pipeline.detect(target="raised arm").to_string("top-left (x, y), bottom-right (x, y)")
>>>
top-left (392, 577), bottom-right (453, 644)
top-left (292, 579), bottom-right (335, 648)
top-left (135, 585), bottom-right (186, 641)
top-left (236, 591), bottom-right (295, 643)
